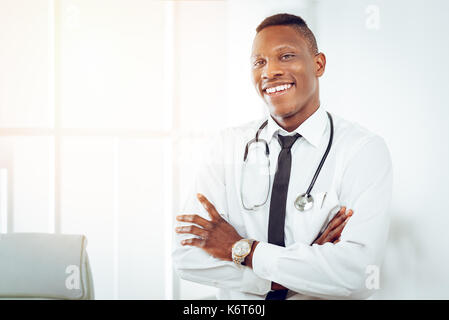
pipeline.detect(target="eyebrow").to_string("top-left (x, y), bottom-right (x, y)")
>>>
top-left (273, 45), bottom-right (297, 52)
top-left (251, 45), bottom-right (298, 59)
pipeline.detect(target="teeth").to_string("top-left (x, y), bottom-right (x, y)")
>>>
top-left (265, 83), bottom-right (292, 94)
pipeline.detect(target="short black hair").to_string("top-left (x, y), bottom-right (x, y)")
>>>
top-left (256, 13), bottom-right (318, 54)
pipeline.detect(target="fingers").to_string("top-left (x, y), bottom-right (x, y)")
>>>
top-left (329, 209), bottom-right (353, 244)
top-left (329, 207), bottom-right (353, 230)
top-left (327, 207), bottom-right (346, 230)
top-left (327, 220), bottom-right (347, 242)
top-left (313, 207), bottom-right (354, 245)
top-left (314, 207), bottom-right (346, 243)
top-left (175, 225), bottom-right (208, 238)
top-left (180, 237), bottom-right (205, 248)
top-left (197, 193), bottom-right (222, 221)
top-left (345, 209), bottom-right (353, 218)
top-left (175, 194), bottom-right (222, 227)
top-left (176, 214), bottom-right (213, 229)
top-left (175, 221), bottom-right (208, 249)
top-left (175, 194), bottom-right (223, 249)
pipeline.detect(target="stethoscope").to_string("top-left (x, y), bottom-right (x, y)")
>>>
top-left (240, 111), bottom-right (334, 212)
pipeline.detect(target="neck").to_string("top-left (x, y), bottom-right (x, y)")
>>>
top-left (271, 99), bottom-right (320, 132)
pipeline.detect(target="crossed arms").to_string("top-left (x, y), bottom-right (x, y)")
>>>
top-left (172, 135), bottom-right (392, 299)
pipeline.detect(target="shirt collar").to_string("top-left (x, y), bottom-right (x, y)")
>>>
top-left (262, 106), bottom-right (328, 148)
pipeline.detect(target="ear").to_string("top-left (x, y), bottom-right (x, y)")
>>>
top-left (314, 52), bottom-right (326, 77)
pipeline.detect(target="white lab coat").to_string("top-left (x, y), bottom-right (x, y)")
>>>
top-left (172, 106), bottom-right (393, 299)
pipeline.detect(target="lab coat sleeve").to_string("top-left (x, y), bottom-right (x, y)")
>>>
top-left (172, 131), bottom-right (272, 296)
top-left (252, 135), bottom-right (393, 299)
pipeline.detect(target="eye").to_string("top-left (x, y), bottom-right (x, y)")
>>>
top-left (281, 53), bottom-right (295, 60)
top-left (253, 59), bottom-right (265, 68)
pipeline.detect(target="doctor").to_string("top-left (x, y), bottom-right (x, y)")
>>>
top-left (173, 13), bottom-right (392, 300)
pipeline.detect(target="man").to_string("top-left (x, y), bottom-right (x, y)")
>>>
top-left (173, 13), bottom-right (392, 300)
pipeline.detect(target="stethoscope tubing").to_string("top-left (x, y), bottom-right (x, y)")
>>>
top-left (241, 111), bottom-right (334, 210)
top-left (305, 112), bottom-right (334, 195)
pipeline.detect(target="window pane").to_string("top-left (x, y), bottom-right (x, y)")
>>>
top-left (117, 137), bottom-right (170, 299)
top-left (60, 0), bottom-right (169, 130)
top-left (0, 136), bottom-right (53, 232)
top-left (175, 1), bottom-right (228, 133)
top-left (0, 0), bottom-right (53, 128)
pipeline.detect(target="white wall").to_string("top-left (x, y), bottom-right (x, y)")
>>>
top-left (316, 0), bottom-right (449, 299)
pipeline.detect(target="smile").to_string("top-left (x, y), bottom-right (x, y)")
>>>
top-left (263, 83), bottom-right (294, 96)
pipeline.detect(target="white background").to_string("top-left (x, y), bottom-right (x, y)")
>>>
top-left (1, 0), bottom-right (448, 299)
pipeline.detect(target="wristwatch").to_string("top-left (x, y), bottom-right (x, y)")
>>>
top-left (232, 239), bottom-right (254, 266)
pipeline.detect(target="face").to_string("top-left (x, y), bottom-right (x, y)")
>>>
top-left (251, 25), bottom-right (325, 120)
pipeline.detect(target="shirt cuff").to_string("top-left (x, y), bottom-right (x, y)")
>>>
top-left (240, 266), bottom-right (271, 295)
top-left (252, 241), bottom-right (285, 280)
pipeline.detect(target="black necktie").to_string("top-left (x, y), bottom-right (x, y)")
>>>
top-left (265, 133), bottom-right (301, 300)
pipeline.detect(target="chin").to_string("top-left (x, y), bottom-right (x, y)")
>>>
top-left (269, 104), bottom-right (299, 119)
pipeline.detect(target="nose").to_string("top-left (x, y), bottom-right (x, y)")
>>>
top-left (261, 60), bottom-right (284, 79)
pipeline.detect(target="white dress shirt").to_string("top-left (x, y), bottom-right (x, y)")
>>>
top-left (172, 106), bottom-right (393, 300)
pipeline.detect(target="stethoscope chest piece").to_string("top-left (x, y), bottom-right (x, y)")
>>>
top-left (294, 193), bottom-right (314, 212)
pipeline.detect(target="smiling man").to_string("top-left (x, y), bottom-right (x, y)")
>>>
top-left (173, 13), bottom-right (393, 300)
top-left (253, 17), bottom-right (322, 133)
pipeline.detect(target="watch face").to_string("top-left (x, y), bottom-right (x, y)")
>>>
top-left (234, 241), bottom-right (250, 257)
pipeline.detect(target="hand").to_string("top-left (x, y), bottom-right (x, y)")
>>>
top-left (312, 206), bottom-right (353, 245)
top-left (175, 193), bottom-right (243, 261)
